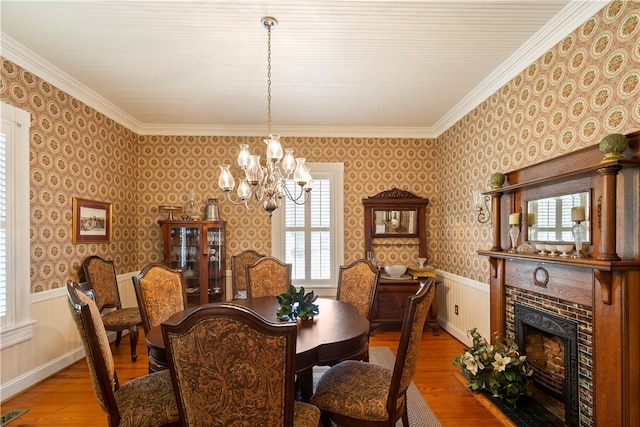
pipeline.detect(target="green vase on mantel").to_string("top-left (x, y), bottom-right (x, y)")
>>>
top-left (599, 133), bottom-right (628, 162)
top-left (489, 172), bottom-right (505, 189)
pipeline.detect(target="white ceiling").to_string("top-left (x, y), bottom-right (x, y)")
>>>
top-left (1, 1), bottom-right (608, 138)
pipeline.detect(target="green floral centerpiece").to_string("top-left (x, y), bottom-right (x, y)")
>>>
top-left (453, 328), bottom-right (533, 407)
top-left (276, 285), bottom-right (319, 321)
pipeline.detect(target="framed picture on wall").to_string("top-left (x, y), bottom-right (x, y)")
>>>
top-left (72, 197), bottom-right (112, 244)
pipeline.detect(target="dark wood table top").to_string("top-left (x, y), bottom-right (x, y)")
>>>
top-left (146, 297), bottom-right (370, 372)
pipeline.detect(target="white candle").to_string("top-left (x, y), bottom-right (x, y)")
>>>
top-left (509, 213), bottom-right (520, 225)
top-left (571, 206), bottom-right (585, 222)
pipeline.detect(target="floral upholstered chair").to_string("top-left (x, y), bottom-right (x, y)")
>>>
top-left (230, 249), bottom-right (265, 299)
top-left (161, 303), bottom-right (320, 427)
top-left (81, 255), bottom-right (142, 362)
top-left (132, 263), bottom-right (187, 372)
top-left (245, 256), bottom-right (292, 299)
top-left (66, 281), bottom-right (179, 427)
top-left (335, 258), bottom-right (381, 362)
top-left (310, 278), bottom-right (436, 427)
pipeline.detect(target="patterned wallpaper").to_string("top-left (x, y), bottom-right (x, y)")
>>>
top-left (1, 0), bottom-right (638, 293)
top-left (433, 0), bottom-right (640, 282)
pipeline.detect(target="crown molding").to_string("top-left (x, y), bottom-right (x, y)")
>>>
top-left (1, 33), bottom-right (143, 133)
top-left (138, 123), bottom-right (438, 139)
top-left (431, 0), bottom-right (609, 136)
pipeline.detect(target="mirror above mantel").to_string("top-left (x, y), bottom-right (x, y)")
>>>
top-left (527, 191), bottom-right (591, 244)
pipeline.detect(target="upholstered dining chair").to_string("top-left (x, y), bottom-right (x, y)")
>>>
top-left (245, 256), bottom-right (292, 299)
top-left (66, 281), bottom-right (179, 427)
top-left (132, 263), bottom-right (187, 372)
top-left (335, 258), bottom-right (381, 361)
top-left (161, 303), bottom-right (321, 427)
top-left (230, 249), bottom-right (265, 299)
top-left (81, 255), bottom-right (142, 362)
top-left (310, 278), bottom-right (437, 427)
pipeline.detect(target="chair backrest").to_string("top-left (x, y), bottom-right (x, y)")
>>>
top-left (336, 259), bottom-right (380, 320)
top-left (81, 255), bottom-right (121, 312)
top-left (230, 250), bottom-right (265, 299)
top-left (162, 303), bottom-right (298, 427)
top-left (387, 278), bottom-right (436, 418)
top-left (245, 256), bottom-right (292, 299)
top-left (132, 263), bottom-right (187, 334)
top-left (66, 281), bottom-right (120, 423)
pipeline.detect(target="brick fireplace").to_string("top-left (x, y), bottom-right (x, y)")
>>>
top-left (511, 300), bottom-right (584, 427)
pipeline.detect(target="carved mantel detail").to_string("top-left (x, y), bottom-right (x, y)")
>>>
top-left (593, 269), bottom-right (612, 305)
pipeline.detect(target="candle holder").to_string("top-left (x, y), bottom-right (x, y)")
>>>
top-left (508, 225), bottom-right (520, 254)
top-left (571, 220), bottom-right (586, 258)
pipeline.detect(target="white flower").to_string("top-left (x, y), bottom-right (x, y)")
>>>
top-left (462, 352), bottom-right (484, 375)
top-left (492, 353), bottom-right (511, 372)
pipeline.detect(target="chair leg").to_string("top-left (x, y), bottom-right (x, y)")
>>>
top-left (114, 331), bottom-right (123, 347)
top-left (320, 415), bottom-right (332, 427)
top-left (128, 325), bottom-right (139, 362)
top-left (401, 399), bottom-right (409, 427)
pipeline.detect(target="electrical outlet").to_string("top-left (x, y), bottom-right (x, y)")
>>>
top-left (455, 305), bottom-right (459, 315)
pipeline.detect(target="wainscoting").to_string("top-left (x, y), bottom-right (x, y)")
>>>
top-left (2, 268), bottom-right (485, 402)
top-left (435, 271), bottom-right (490, 347)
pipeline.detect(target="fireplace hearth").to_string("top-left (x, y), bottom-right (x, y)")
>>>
top-left (514, 303), bottom-right (578, 427)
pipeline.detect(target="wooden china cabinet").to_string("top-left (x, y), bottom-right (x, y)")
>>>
top-left (158, 220), bottom-right (226, 305)
top-left (362, 188), bottom-right (438, 334)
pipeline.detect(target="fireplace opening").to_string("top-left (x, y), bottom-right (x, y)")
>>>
top-left (515, 304), bottom-right (579, 427)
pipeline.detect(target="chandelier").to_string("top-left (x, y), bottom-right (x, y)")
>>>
top-left (218, 16), bottom-right (312, 216)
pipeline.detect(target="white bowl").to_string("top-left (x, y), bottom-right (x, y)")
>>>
top-left (536, 243), bottom-right (547, 254)
top-left (384, 265), bottom-right (407, 278)
top-left (556, 244), bottom-right (574, 256)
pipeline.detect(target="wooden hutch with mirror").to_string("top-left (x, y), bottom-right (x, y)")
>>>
top-left (478, 131), bottom-right (639, 426)
top-left (363, 188), bottom-right (438, 334)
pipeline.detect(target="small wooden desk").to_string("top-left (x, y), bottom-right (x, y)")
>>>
top-left (146, 297), bottom-right (370, 401)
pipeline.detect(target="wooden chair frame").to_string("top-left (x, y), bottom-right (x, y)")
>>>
top-left (313, 278), bottom-right (436, 427)
top-left (66, 281), bottom-right (179, 427)
top-left (161, 303), bottom-right (300, 426)
top-left (230, 249), bottom-right (265, 299)
top-left (245, 256), bottom-right (292, 299)
top-left (81, 255), bottom-right (142, 362)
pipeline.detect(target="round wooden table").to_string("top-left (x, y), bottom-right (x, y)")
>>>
top-left (146, 297), bottom-right (370, 400)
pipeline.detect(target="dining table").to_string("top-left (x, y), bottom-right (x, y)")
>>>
top-left (145, 296), bottom-right (370, 401)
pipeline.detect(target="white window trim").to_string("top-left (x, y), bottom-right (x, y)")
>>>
top-left (271, 162), bottom-right (344, 297)
top-left (1, 102), bottom-right (35, 349)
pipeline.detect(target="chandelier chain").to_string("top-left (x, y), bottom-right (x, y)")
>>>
top-left (266, 21), bottom-right (272, 136)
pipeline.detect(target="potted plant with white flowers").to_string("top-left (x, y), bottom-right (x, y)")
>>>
top-left (453, 328), bottom-right (534, 407)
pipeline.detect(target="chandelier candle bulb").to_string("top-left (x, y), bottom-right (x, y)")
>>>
top-left (509, 213), bottom-right (520, 225)
top-left (571, 206), bottom-right (585, 222)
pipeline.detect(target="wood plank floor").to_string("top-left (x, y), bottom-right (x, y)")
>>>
top-left (1, 325), bottom-right (504, 426)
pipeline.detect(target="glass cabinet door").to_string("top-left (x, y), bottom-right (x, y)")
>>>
top-left (170, 226), bottom-right (201, 300)
top-left (206, 227), bottom-right (224, 301)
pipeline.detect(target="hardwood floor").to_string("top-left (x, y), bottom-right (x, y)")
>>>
top-left (1, 325), bottom-right (504, 426)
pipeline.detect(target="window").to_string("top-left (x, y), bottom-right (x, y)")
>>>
top-left (1, 102), bottom-right (34, 349)
top-left (272, 163), bottom-right (344, 295)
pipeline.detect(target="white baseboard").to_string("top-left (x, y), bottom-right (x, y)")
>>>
top-left (0, 347), bottom-right (85, 401)
top-left (0, 331), bottom-right (122, 402)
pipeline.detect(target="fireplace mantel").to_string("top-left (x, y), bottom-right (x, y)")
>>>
top-left (479, 131), bottom-right (639, 427)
